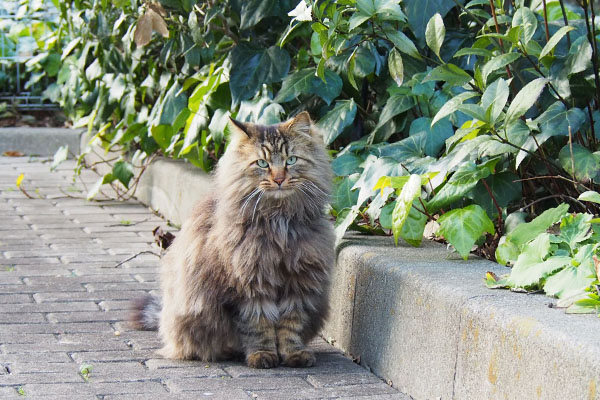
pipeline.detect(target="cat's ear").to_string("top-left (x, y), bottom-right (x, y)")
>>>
top-left (286, 111), bottom-right (312, 137)
top-left (228, 117), bottom-right (251, 139)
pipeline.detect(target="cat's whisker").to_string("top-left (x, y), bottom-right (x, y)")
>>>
top-left (240, 188), bottom-right (261, 216)
top-left (305, 181), bottom-right (328, 198)
top-left (251, 191), bottom-right (264, 223)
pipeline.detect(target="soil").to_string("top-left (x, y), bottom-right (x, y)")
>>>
top-left (0, 109), bottom-right (69, 128)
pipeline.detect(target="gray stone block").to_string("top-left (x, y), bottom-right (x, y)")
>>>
top-left (135, 157), bottom-right (212, 225)
top-left (322, 234), bottom-right (600, 400)
top-left (0, 127), bottom-right (83, 157)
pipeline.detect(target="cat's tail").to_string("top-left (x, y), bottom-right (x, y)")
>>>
top-left (129, 295), bottom-right (161, 331)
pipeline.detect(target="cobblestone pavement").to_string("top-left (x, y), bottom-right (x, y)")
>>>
top-left (0, 157), bottom-right (407, 399)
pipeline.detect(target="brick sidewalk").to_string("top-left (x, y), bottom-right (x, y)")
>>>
top-left (0, 157), bottom-right (407, 399)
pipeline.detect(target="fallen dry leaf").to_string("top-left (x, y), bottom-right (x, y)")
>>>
top-left (134, 12), bottom-right (153, 47)
top-left (3, 151), bottom-right (24, 157)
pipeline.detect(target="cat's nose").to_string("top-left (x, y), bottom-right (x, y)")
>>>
top-left (273, 177), bottom-right (285, 186)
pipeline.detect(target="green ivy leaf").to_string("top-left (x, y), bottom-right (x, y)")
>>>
top-left (505, 204), bottom-right (570, 247)
top-left (437, 204), bottom-right (495, 260)
top-left (511, 7), bottom-right (537, 44)
top-left (331, 174), bottom-right (360, 211)
top-left (505, 78), bottom-right (547, 124)
top-left (431, 91), bottom-right (478, 126)
top-left (112, 161), bottom-right (134, 188)
top-left (230, 44), bottom-right (291, 105)
top-left (377, 89), bottom-right (416, 128)
top-left (539, 26), bottom-right (575, 59)
top-left (392, 174), bottom-right (422, 244)
top-left (427, 161), bottom-right (491, 213)
top-left (558, 143), bottom-right (600, 182)
top-left (507, 234), bottom-right (571, 288)
top-left (425, 13), bottom-right (445, 60)
top-left (578, 191), bottom-right (600, 204)
top-left (275, 67), bottom-right (342, 105)
top-left (334, 206), bottom-right (360, 246)
top-left (51, 145), bottom-right (69, 171)
top-left (481, 78), bottom-right (509, 123)
top-left (404, 0), bottom-right (455, 44)
top-left (399, 201), bottom-right (428, 246)
top-left (408, 117), bottom-right (453, 157)
top-left (388, 48), bottom-right (404, 86)
top-left (481, 52), bottom-right (520, 84)
top-left (317, 99), bottom-right (357, 145)
top-left (383, 29), bottom-right (422, 60)
top-left (352, 156), bottom-right (405, 206)
top-left (424, 63), bottom-right (472, 86)
top-left (555, 213), bottom-right (594, 251)
top-left (332, 153), bottom-right (363, 176)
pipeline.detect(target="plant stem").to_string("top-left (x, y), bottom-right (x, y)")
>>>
top-left (489, 0), bottom-right (513, 79)
top-left (481, 178), bottom-right (503, 234)
top-left (581, 1), bottom-right (600, 108)
top-left (542, 0), bottom-right (551, 42)
top-left (558, 0), bottom-right (572, 47)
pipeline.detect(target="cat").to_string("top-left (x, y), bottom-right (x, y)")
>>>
top-left (130, 112), bottom-right (335, 369)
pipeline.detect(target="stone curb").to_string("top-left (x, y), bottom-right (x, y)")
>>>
top-left (0, 127), bottom-right (83, 158)
top-left (81, 139), bottom-right (600, 399)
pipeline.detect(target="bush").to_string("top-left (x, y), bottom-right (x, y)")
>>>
top-left (43, 0), bottom-right (600, 313)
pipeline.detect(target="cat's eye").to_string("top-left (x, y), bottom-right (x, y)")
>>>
top-left (256, 159), bottom-right (269, 168)
top-left (286, 156), bottom-right (297, 166)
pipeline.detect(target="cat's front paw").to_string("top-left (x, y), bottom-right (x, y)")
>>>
top-left (246, 350), bottom-right (279, 369)
top-left (282, 349), bottom-right (315, 367)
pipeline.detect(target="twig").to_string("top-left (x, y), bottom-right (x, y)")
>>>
top-left (106, 218), bottom-right (150, 227)
top-left (489, 0), bottom-right (513, 79)
top-left (19, 186), bottom-right (34, 199)
top-left (481, 178), bottom-right (503, 234)
top-left (112, 251), bottom-right (160, 268)
top-left (417, 197), bottom-right (434, 220)
top-left (518, 194), bottom-right (587, 212)
top-left (542, 0), bottom-right (551, 42)
top-left (513, 174), bottom-right (590, 191)
top-left (568, 126), bottom-right (576, 190)
top-left (558, 0), bottom-right (572, 47)
top-left (581, 1), bottom-right (600, 107)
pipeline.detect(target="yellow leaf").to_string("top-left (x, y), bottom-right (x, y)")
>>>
top-left (16, 173), bottom-right (24, 188)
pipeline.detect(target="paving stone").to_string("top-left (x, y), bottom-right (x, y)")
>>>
top-left (71, 350), bottom-right (157, 363)
top-left (0, 352), bottom-right (72, 363)
top-left (0, 333), bottom-right (57, 344)
top-left (34, 290), bottom-right (148, 303)
top-left (46, 310), bottom-right (129, 323)
top-left (306, 372), bottom-right (383, 387)
top-left (249, 382), bottom-right (399, 399)
top-left (104, 392), bottom-right (250, 400)
top-left (1, 282), bottom-right (85, 294)
top-left (0, 322), bottom-right (113, 334)
top-left (337, 393), bottom-right (414, 400)
top-left (0, 371), bottom-right (84, 385)
top-left (166, 376), bottom-right (313, 393)
top-left (99, 300), bottom-right (134, 311)
top-left (0, 313), bottom-right (47, 324)
top-left (22, 381), bottom-right (167, 396)
top-left (0, 301), bottom-right (99, 314)
top-left (0, 294), bottom-right (33, 304)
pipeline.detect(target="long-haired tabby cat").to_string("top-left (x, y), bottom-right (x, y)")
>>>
top-left (130, 112), bottom-right (334, 369)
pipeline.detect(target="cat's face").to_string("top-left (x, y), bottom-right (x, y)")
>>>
top-left (227, 112), bottom-right (324, 200)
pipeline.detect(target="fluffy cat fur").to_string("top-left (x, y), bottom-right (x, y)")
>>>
top-left (130, 112), bottom-right (334, 369)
